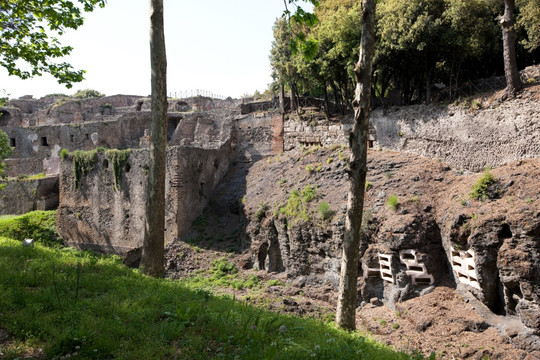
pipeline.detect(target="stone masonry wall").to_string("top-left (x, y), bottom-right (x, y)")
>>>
top-left (370, 95), bottom-right (540, 172)
top-left (235, 112), bottom-right (283, 161)
top-left (0, 176), bottom-right (58, 215)
top-left (57, 140), bottom-right (235, 254)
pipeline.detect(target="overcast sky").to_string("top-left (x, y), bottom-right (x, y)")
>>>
top-left (0, 0), bottom-right (307, 100)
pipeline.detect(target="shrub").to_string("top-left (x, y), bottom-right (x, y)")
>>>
top-left (387, 195), bottom-right (399, 211)
top-left (469, 170), bottom-right (495, 200)
top-left (72, 89), bottom-right (105, 99)
top-left (318, 202), bottom-right (334, 220)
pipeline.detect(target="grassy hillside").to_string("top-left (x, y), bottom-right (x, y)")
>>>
top-left (0, 235), bottom-right (417, 359)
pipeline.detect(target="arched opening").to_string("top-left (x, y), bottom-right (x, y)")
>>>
top-left (0, 110), bottom-right (12, 124)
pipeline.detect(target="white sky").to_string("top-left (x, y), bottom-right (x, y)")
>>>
top-left (0, 0), bottom-right (306, 100)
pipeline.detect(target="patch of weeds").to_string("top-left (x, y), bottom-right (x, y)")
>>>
top-left (279, 185), bottom-right (317, 224)
top-left (301, 185), bottom-right (317, 202)
top-left (469, 169), bottom-right (495, 200)
top-left (278, 178), bottom-right (288, 187)
top-left (255, 202), bottom-right (269, 222)
top-left (365, 181), bottom-right (372, 191)
top-left (392, 323), bottom-right (400, 330)
top-left (305, 164), bottom-right (313, 173)
top-left (326, 158), bottom-right (333, 164)
top-left (385, 171), bottom-right (393, 179)
top-left (315, 164), bottom-right (322, 172)
top-left (387, 195), bottom-right (399, 211)
top-left (379, 319), bottom-right (387, 326)
top-left (267, 279), bottom-right (284, 287)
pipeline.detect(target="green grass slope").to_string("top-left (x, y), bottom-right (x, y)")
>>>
top-left (0, 237), bottom-right (415, 359)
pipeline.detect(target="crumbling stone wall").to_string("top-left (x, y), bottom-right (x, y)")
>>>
top-left (370, 95), bottom-right (540, 171)
top-left (235, 112), bottom-right (283, 161)
top-left (0, 176), bottom-right (58, 215)
top-left (57, 140), bottom-right (235, 254)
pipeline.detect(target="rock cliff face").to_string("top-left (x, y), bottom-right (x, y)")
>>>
top-left (242, 147), bottom-right (540, 350)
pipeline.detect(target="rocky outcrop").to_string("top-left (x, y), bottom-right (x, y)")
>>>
top-left (242, 148), bottom-right (540, 351)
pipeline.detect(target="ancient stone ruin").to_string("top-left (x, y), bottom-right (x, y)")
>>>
top-left (1, 86), bottom-right (540, 352)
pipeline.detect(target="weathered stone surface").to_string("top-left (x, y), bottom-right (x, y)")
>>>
top-left (0, 176), bottom-right (58, 215)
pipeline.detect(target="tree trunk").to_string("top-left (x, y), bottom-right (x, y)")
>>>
top-left (323, 82), bottom-right (330, 115)
top-left (279, 82), bottom-right (286, 113)
top-left (335, 0), bottom-right (376, 331)
top-left (501, 0), bottom-right (522, 98)
top-left (140, 0), bottom-right (167, 277)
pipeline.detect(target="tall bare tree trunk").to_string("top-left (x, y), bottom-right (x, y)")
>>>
top-left (140, 0), bottom-right (167, 277)
top-left (335, 0), bottom-right (376, 331)
top-left (501, 0), bottom-right (522, 98)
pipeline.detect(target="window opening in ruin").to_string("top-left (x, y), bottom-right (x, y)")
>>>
top-left (40, 136), bottom-right (48, 146)
top-left (9, 138), bottom-right (16, 147)
top-left (85, 134), bottom-right (90, 140)
top-left (213, 159), bottom-right (219, 168)
top-left (368, 140), bottom-right (374, 148)
top-left (136, 100), bottom-right (143, 112)
top-left (499, 223), bottom-right (513, 239)
top-left (70, 134), bottom-right (74, 142)
top-left (124, 163), bottom-right (131, 173)
top-left (103, 159), bottom-right (109, 168)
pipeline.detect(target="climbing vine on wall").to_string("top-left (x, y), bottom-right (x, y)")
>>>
top-left (72, 149), bottom-right (102, 189)
top-left (105, 149), bottom-right (130, 190)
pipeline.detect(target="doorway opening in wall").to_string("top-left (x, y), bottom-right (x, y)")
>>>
top-left (40, 136), bottom-right (48, 146)
top-left (167, 116), bottom-right (181, 142)
top-left (368, 140), bottom-right (374, 148)
top-left (9, 138), bottom-right (16, 148)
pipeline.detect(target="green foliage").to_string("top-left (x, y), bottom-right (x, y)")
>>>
top-left (15, 173), bottom-right (46, 181)
top-left (279, 186), bottom-right (317, 224)
top-left (0, 210), bottom-right (61, 247)
top-left (517, 0), bottom-right (540, 51)
top-left (318, 201), bottom-right (334, 220)
top-left (105, 149), bottom-right (130, 190)
top-left (387, 195), bottom-right (400, 211)
top-left (301, 184), bottom-right (317, 202)
top-left (44, 93), bottom-right (69, 98)
top-left (365, 181), bottom-right (373, 191)
top-left (71, 148), bottom-right (104, 189)
top-left (0, 0), bottom-right (106, 86)
top-left (60, 148), bottom-right (69, 160)
top-left (469, 169), bottom-right (495, 200)
top-left (72, 89), bottom-right (105, 99)
top-left (211, 257), bottom-right (238, 276)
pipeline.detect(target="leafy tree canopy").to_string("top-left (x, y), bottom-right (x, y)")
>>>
top-left (0, 0), bottom-right (106, 87)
